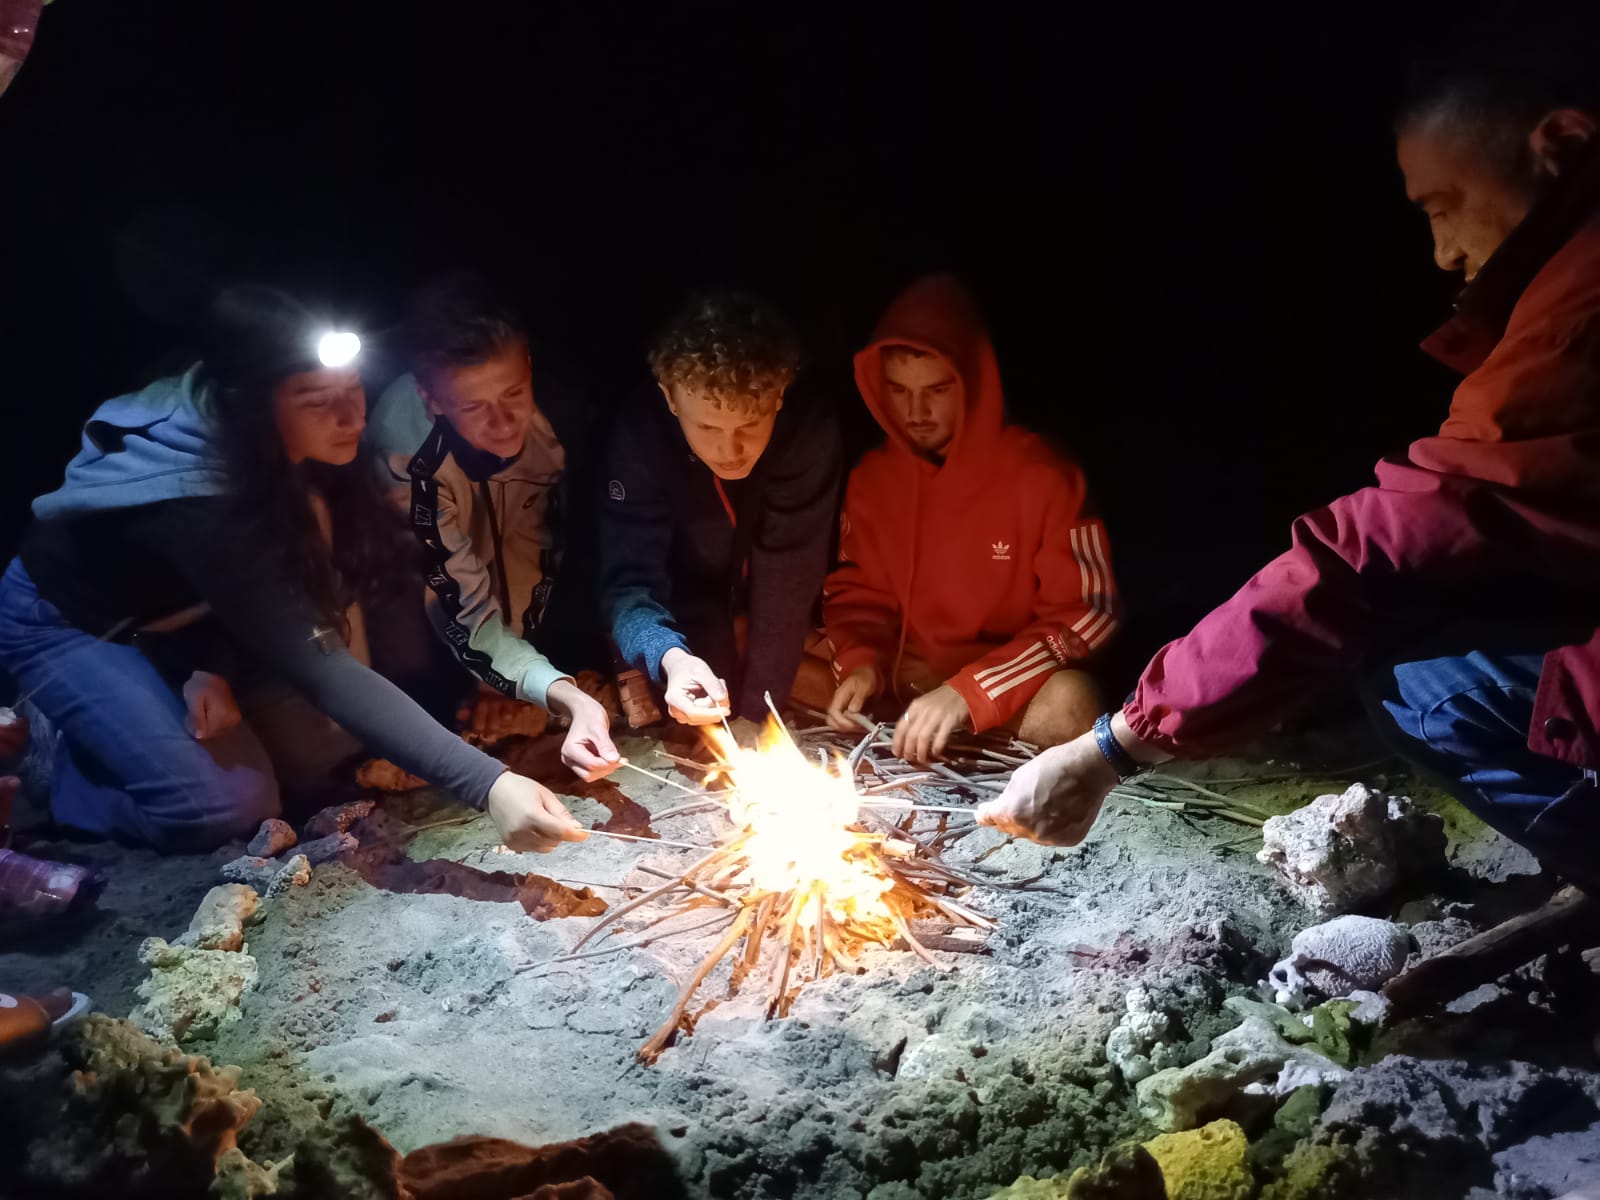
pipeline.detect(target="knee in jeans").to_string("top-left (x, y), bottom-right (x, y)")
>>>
top-left (145, 770), bottom-right (281, 854)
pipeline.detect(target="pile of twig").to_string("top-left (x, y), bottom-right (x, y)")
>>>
top-left (558, 821), bottom-right (993, 1063)
top-left (789, 707), bottom-right (1272, 831)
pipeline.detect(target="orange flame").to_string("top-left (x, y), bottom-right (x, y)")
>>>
top-left (705, 717), bottom-right (894, 931)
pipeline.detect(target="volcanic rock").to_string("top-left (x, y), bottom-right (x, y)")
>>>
top-left (399, 1122), bottom-right (687, 1200)
top-left (1257, 784), bottom-right (1446, 914)
top-left (247, 817), bottom-right (297, 858)
top-left (133, 937), bottom-right (258, 1042)
top-left (304, 799), bottom-right (376, 840)
top-left (176, 883), bottom-right (260, 952)
top-left (299, 831), bottom-right (358, 866)
top-left (221, 855), bottom-right (280, 892)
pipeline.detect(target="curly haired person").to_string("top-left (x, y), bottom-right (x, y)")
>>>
top-left (598, 291), bottom-right (842, 726)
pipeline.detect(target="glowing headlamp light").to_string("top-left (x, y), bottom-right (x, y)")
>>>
top-left (316, 330), bottom-right (362, 368)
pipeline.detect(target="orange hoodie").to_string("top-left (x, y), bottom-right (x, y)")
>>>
top-left (823, 275), bottom-right (1121, 732)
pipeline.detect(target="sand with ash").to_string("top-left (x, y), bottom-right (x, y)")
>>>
top-left (5, 727), bottom-right (1598, 1199)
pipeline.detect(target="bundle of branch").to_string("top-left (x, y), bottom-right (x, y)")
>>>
top-left (557, 822), bottom-right (993, 1063)
top-left (787, 707), bottom-right (1270, 832)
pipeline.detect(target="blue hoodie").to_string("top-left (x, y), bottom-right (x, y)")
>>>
top-left (32, 366), bottom-right (228, 520)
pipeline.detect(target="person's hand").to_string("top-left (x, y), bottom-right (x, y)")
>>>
top-left (548, 680), bottom-right (622, 782)
top-left (0, 708), bottom-right (29, 759)
top-left (660, 648), bottom-right (730, 726)
top-left (182, 672), bottom-right (241, 741)
top-left (827, 666), bottom-right (881, 732)
top-left (892, 685), bottom-right (971, 763)
top-left (486, 772), bottom-right (590, 853)
top-left (976, 731), bottom-right (1117, 846)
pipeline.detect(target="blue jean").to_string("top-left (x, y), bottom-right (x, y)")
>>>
top-left (0, 559), bottom-right (281, 851)
top-left (1369, 631), bottom-right (1600, 893)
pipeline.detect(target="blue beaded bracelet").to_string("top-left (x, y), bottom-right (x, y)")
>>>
top-left (1092, 712), bottom-right (1143, 781)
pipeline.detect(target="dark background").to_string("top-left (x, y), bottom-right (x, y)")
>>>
top-left (0, 1), bottom-right (1489, 671)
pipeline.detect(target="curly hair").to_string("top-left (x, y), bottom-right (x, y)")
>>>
top-left (648, 290), bottom-right (801, 412)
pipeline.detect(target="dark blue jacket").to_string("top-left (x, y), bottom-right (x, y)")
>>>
top-left (598, 383), bottom-right (842, 718)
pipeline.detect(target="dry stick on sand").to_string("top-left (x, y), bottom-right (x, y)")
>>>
top-left (638, 906), bottom-right (756, 1062)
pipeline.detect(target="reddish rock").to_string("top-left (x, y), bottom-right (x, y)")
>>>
top-left (399, 1124), bottom-right (686, 1200)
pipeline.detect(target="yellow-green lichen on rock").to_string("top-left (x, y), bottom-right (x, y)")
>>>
top-left (987, 1141), bottom-right (1166, 1200)
top-left (1142, 1119), bottom-right (1253, 1200)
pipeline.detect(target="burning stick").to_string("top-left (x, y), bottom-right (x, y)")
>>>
top-left (574, 714), bottom-right (995, 1063)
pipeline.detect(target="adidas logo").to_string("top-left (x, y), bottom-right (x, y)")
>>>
top-left (991, 541), bottom-right (1011, 561)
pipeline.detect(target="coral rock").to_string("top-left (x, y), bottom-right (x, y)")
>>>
top-left (1136, 1013), bottom-right (1347, 1131)
top-left (267, 854), bottom-right (312, 897)
top-left (134, 937), bottom-right (258, 1042)
top-left (247, 818), bottom-right (298, 858)
top-left (1105, 985), bottom-right (1179, 1085)
top-left (25, 1015), bottom-right (262, 1196)
top-left (1142, 1119), bottom-right (1252, 1200)
top-left (278, 1112), bottom-right (407, 1200)
top-left (213, 1146), bottom-right (283, 1198)
top-left (304, 799), bottom-right (376, 840)
top-left (987, 1143), bottom-right (1164, 1200)
top-left (1268, 915), bottom-right (1413, 1005)
top-left (176, 883), bottom-right (260, 952)
top-left (1257, 784), bottom-right (1445, 915)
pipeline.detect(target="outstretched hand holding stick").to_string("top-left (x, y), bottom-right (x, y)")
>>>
top-left (661, 647), bottom-right (730, 726)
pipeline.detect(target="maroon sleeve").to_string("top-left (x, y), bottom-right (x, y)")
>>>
top-left (1123, 457), bottom-right (1586, 758)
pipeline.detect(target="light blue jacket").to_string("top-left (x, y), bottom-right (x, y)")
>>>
top-left (33, 366), bottom-right (227, 519)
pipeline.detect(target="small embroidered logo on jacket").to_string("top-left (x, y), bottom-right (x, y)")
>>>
top-left (991, 541), bottom-right (1011, 561)
top-left (608, 480), bottom-right (626, 502)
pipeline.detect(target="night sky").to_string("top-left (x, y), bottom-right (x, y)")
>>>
top-left (0, 1), bottom-right (1500, 680)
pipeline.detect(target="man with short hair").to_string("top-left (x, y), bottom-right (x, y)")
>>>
top-left (598, 290), bottom-right (842, 726)
top-left (822, 275), bottom-right (1119, 763)
top-left (980, 44), bottom-right (1600, 896)
top-left (369, 273), bottom-right (619, 781)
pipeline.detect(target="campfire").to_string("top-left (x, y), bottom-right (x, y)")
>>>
top-left (572, 714), bottom-right (997, 1063)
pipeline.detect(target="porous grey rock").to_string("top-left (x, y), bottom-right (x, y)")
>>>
top-left (174, 883), bottom-right (259, 952)
top-left (132, 937), bottom-right (258, 1041)
top-left (1257, 784), bottom-right (1446, 914)
top-left (220, 855), bottom-right (279, 892)
top-left (303, 799), bottom-right (375, 840)
top-left (246, 817), bottom-right (297, 858)
top-left (1136, 1013), bottom-right (1347, 1131)
top-left (267, 854), bottom-right (311, 897)
top-left (297, 831), bottom-right (357, 866)
top-left (1268, 915), bottom-right (1414, 1005)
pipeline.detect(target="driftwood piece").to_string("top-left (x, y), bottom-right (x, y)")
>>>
top-left (1383, 884), bottom-right (1600, 1018)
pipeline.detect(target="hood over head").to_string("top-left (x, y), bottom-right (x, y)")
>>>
top-left (853, 275), bottom-right (1005, 473)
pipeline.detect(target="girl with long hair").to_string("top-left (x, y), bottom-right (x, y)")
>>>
top-left (0, 286), bottom-right (585, 854)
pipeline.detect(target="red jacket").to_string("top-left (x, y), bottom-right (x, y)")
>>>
top-left (824, 276), bottom-right (1120, 732)
top-left (1126, 153), bottom-right (1600, 771)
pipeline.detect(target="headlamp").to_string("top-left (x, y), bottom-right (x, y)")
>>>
top-left (316, 330), bottom-right (361, 368)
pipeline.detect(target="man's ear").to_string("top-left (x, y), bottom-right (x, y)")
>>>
top-left (658, 380), bottom-right (678, 416)
top-left (1530, 108), bottom-right (1598, 177)
top-left (418, 379), bottom-right (443, 420)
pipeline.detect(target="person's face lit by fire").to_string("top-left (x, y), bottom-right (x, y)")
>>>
top-left (274, 367), bottom-right (366, 465)
top-left (882, 349), bottom-right (963, 461)
top-left (1398, 108), bottom-right (1597, 282)
top-left (422, 341), bottom-right (537, 460)
top-left (662, 382), bottom-right (782, 480)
